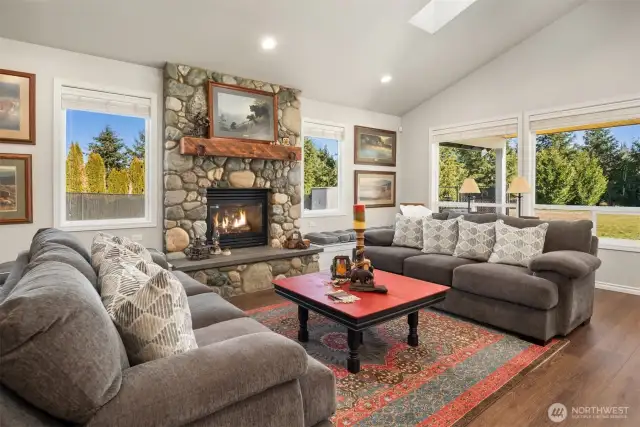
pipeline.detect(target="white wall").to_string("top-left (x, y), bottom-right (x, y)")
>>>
top-left (0, 37), bottom-right (163, 262)
top-left (399, 0), bottom-right (640, 289)
top-left (299, 98), bottom-right (401, 233)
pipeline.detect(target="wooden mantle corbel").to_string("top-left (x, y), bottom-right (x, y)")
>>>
top-left (180, 137), bottom-right (301, 161)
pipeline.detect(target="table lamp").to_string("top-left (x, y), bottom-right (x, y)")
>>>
top-left (460, 178), bottom-right (480, 212)
top-left (507, 176), bottom-right (531, 217)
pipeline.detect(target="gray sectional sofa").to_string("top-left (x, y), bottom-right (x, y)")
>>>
top-left (0, 229), bottom-right (336, 427)
top-left (364, 213), bottom-right (602, 343)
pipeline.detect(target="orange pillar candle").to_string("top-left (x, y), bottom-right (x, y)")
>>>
top-left (353, 204), bottom-right (366, 230)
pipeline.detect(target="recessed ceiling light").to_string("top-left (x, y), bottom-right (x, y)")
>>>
top-left (409, 0), bottom-right (478, 35)
top-left (261, 37), bottom-right (277, 50)
top-left (381, 75), bottom-right (392, 84)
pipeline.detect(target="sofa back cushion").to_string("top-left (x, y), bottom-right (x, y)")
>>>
top-left (497, 214), bottom-right (593, 253)
top-left (0, 251), bottom-right (30, 303)
top-left (392, 214), bottom-right (424, 249)
top-left (27, 242), bottom-right (98, 289)
top-left (30, 228), bottom-right (90, 263)
top-left (0, 261), bottom-right (127, 423)
top-left (447, 212), bottom-right (498, 223)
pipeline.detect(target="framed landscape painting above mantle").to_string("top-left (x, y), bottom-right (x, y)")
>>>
top-left (354, 125), bottom-right (396, 166)
top-left (208, 82), bottom-right (278, 144)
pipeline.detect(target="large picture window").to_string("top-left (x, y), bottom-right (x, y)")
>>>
top-left (54, 82), bottom-right (157, 230)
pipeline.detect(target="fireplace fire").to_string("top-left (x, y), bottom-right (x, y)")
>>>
top-left (214, 208), bottom-right (251, 233)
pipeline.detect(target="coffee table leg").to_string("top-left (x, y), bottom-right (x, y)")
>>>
top-left (347, 329), bottom-right (361, 374)
top-left (298, 306), bottom-right (309, 342)
top-left (360, 330), bottom-right (364, 345)
top-left (407, 311), bottom-right (419, 347)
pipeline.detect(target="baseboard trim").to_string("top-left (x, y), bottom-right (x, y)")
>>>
top-left (596, 281), bottom-right (640, 295)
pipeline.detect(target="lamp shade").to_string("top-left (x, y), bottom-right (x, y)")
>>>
top-left (507, 176), bottom-right (531, 194)
top-left (460, 178), bottom-right (480, 194)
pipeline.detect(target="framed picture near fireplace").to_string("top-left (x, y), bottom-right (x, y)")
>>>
top-left (354, 126), bottom-right (396, 166)
top-left (354, 170), bottom-right (396, 208)
top-left (0, 69), bottom-right (36, 145)
top-left (208, 82), bottom-right (278, 144)
top-left (0, 153), bottom-right (32, 224)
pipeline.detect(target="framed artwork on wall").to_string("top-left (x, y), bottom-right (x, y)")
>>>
top-left (0, 69), bottom-right (36, 145)
top-left (0, 153), bottom-right (33, 224)
top-left (354, 126), bottom-right (396, 166)
top-left (208, 82), bottom-right (278, 144)
top-left (354, 170), bottom-right (396, 208)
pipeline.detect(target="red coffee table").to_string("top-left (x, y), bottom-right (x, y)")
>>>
top-left (273, 270), bottom-right (449, 374)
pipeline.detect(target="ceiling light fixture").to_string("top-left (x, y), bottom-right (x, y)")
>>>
top-left (409, 0), bottom-right (479, 34)
top-left (381, 75), bottom-right (392, 84)
top-left (261, 36), bottom-right (277, 50)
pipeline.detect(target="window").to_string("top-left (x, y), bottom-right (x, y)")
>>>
top-left (302, 121), bottom-right (343, 216)
top-left (54, 82), bottom-right (157, 230)
top-left (529, 99), bottom-right (640, 247)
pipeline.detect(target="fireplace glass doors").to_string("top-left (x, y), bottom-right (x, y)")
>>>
top-left (206, 188), bottom-right (269, 248)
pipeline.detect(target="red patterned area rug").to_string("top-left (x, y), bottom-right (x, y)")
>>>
top-left (248, 302), bottom-right (567, 427)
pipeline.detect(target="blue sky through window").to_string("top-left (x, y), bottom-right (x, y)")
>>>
top-left (573, 124), bottom-right (639, 148)
top-left (65, 110), bottom-right (146, 156)
top-left (309, 136), bottom-right (339, 157)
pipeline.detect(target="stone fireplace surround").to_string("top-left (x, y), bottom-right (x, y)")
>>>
top-left (163, 63), bottom-right (320, 296)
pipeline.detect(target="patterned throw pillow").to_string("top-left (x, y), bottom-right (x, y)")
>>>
top-left (134, 259), bottom-right (165, 277)
top-left (489, 220), bottom-right (549, 267)
top-left (422, 217), bottom-right (460, 255)
top-left (392, 214), bottom-right (425, 249)
top-left (100, 263), bottom-right (197, 365)
top-left (118, 236), bottom-right (153, 263)
top-left (453, 220), bottom-right (497, 261)
top-left (94, 242), bottom-right (143, 279)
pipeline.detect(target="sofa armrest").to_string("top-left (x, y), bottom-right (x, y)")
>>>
top-left (529, 250), bottom-right (601, 279)
top-left (147, 248), bottom-right (169, 270)
top-left (87, 332), bottom-right (308, 427)
top-left (364, 229), bottom-right (395, 246)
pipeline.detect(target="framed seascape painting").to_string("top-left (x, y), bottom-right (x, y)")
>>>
top-left (354, 126), bottom-right (396, 166)
top-left (0, 153), bottom-right (32, 224)
top-left (208, 82), bottom-right (277, 143)
top-left (0, 69), bottom-right (36, 145)
top-left (354, 171), bottom-right (396, 208)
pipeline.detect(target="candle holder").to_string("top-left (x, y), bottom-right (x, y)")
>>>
top-left (349, 204), bottom-right (387, 294)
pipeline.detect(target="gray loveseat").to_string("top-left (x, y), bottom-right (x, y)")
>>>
top-left (364, 213), bottom-right (602, 344)
top-left (0, 229), bottom-right (336, 427)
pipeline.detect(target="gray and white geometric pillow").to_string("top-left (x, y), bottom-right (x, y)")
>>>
top-left (118, 236), bottom-right (153, 264)
top-left (422, 217), bottom-right (460, 255)
top-left (392, 214), bottom-right (425, 249)
top-left (101, 263), bottom-right (197, 365)
top-left (453, 220), bottom-right (497, 261)
top-left (95, 242), bottom-right (143, 280)
top-left (91, 232), bottom-right (123, 271)
top-left (133, 259), bottom-right (165, 277)
top-left (489, 219), bottom-right (549, 267)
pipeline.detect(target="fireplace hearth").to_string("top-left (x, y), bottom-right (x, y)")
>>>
top-left (206, 188), bottom-right (269, 249)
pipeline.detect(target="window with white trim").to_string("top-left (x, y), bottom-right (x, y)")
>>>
top-left (529, 99), bottom-right (640, 246)
top-left (55, 82), bottom-right (157, 230)
top-left (302, 121), bottom-right (344, 216)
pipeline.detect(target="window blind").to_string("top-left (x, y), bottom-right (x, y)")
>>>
top-left (303, 122), bottom-right (345, 141)
top-left (530, 99), bottom-right (640, 133)
top-left (432, 118), bottom-right (517, 144)
top-left (61, 86), bottom-right (152, 118)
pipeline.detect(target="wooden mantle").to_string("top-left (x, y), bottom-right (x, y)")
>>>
top-left (180, 137), bottom-right (301, 161)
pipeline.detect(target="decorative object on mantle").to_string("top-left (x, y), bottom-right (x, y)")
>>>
top-left (180, 136), bottom-right (301, 160)
top-left (190, 112), bottom-right (210, 138)
top-left (0, 69), bottom-right (36, 145)
top-left (0, 153), bottom-right (32, 225)
top-left (185, 237), bottom-right (213, 261)
top-left (354, 125), bottom-right (396, 166)
top-left (284, 230), bottom-right (310, 249)
top-left (208, 82), bottom-right (278, 144)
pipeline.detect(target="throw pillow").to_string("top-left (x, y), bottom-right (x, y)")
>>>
top-left (100, 263), bottom-right (197, 365)
top-left (95, 242), bottom-right (143, 280)
top-left (453, 219), bottom-right (496, 261)
top-left (489, 219), bottom-right (549, 267)
top-left (134, 258), bottom-right (166, 277)
top-left (400, 204), bottom-right (433, 218)
top-left (118, 236), bottom-right (153, 263)
top-left (91, 232), bottom-right (123, 271)
top-left (422, 217), bottom-right (460, 255)
top-left (392, 214), bottom-right (424, 249)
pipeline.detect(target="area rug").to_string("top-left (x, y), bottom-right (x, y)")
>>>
top-left (248, 302), bottom-right (567, 427)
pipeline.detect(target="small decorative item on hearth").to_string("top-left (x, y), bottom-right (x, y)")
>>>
top-left (349, 204), bottom-right (387, 293)
top-left (330, 255), bottom-right (352, 279)
top-left (185, 237), bottom-right (213, 261)
top-left (285, 230), bottom-right (311, 249)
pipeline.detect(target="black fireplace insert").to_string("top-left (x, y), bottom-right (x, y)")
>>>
top-left (206, 188), bottom-right (269, 249)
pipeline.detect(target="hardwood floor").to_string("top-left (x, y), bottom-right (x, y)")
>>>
top-left (228, 288), bottom-right (640, 426)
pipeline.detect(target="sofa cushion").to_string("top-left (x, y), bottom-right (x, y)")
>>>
top-left (452, 263), bottom-right (559, 310)
top-left (194, 317), bottom-right (272, 346)
top-left (188, 292), bottom-right (247, 329)
top-left (453, 219), bottom-right (496, 261)
top-left (489, 220), bottom-right (549, 267)
top-left (304, 232), bottom-right (340, 245)
top-left (422, 216), bottom-right (460, 255)
top-left (299, 356), bottom-right (337, 427)
top-left (30, 228), bottom-right (90, 263)
top-left (27, 242), bottom-right (98, 289)
top-left (0, 251), bottom-right (29, 303)
top-left (497, 214), bottom-right (593, 253)
top-left (448, 212), bottom-right (498, 223)
top-left (392, 214), bottom-right (424, 249)
top-left (0, 261), bottom-right (126, 423)
top-left (173, 270), bottom-right (214, 296)
top-left (364, 245), bottom-right (423, 274)
top-left (404, 254), bottom-right (478, 286)
top-left (364, 228), bottom-right (395, 246)
top-left (432, 212), bottom-right (450, 220)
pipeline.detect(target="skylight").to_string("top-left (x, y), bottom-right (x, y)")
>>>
top-left (409, 0), bottom-right (479, 34)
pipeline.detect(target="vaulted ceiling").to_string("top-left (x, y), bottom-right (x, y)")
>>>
top-left (0, 0), bottom-right (585, 115)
